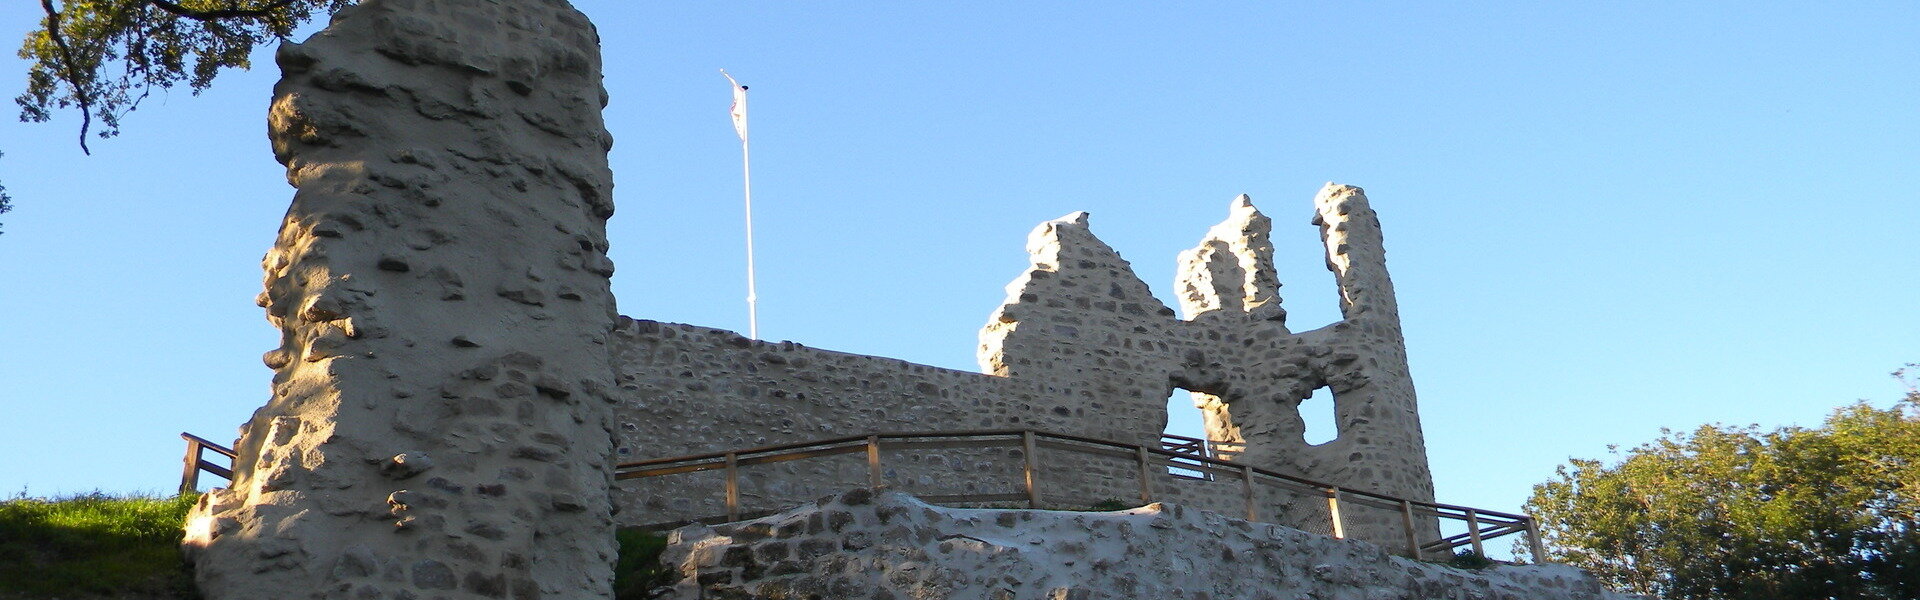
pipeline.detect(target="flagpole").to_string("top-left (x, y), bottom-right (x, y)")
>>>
top-left (740, 115), bottom-right (758, 340)
top-left (723, 70), bottom-right (759, 340)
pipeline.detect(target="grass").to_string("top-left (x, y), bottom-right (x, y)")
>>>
top-left (0, 492), bottom-right (201, 599)
top-left (0, 493), bottom-right (678, 600)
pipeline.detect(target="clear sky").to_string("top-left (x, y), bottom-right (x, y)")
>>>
top-left (1, 1), bottom-right (1915, 537)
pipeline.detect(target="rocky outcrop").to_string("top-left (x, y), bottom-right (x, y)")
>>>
top-left (662, 489), bottom-right (1637, 600)
top-left (182, 0), bottom-right (621, 598)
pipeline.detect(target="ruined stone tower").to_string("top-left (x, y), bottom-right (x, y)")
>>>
top-left (184, 1), bottom-right (622, 598)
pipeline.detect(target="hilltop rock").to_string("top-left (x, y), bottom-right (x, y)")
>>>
top-left (661, 489), bottom-right (1641, 600)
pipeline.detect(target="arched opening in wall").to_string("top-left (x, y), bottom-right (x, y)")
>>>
top-left (1301, 386), bottom-right (1337, 445)
top-left (1163, 387), bottom-right (1214, 480)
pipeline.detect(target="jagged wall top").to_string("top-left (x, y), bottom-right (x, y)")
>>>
top-left (968, 185), bottom-right (1434, 506)
top-left (1176, 194), bottom-right (1285, 325)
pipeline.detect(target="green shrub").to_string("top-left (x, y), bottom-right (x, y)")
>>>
top-left (612, 528), bottom-right (673, 600)
top-left (1086, 499), bottom-right (1130, 512)
top-left (0, 492), bottom-right (201, 599)
top-left (1447, 549), bottom-right (1495, 570)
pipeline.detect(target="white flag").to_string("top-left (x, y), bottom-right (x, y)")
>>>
top-left (721, 70), bottom-right (748, 141)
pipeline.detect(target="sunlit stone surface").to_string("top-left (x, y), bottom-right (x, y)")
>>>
top-left (662, 489), bottom-right (1637, 600)
top-left (184, 0), bottom-right (620, 598)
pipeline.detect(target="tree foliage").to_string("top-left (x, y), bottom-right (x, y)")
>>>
top-left (5, 0), bottom-right (347, 233)
top-left (0, 152), bottom-right (10, 235)
top-left (1526, 366), bottom-right (1920, 600)
top-left (16, 0), bottom-right (348, 149)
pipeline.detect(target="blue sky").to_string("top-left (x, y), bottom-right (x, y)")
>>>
top-left (1, 1), bottom-right (1915, 533)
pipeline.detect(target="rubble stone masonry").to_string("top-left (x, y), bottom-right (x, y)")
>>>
top-left (614, 186), bottom-right (1437, 546)
top-left (184, 1), bottom-right (622, 598)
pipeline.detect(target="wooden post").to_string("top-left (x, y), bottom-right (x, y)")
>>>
top-left (1525, 516), bottom-right (1549, 564)
top-left (1326, 487), bottom-right (1345, 539)
top-left (724, 452), bottom-right (740, 521)
top-left (1135, 446), bottom-right (1153, 504)
top-left (866, 435), bottom-right (883, 489)
top-left (1021, 431), bottom-right (1041, 509)
top-left (1400, 500), bottom-right (1420, 558)
top-left (1465, 508), bottom-right (1484, 556)
top-left (1241, 465), bottom-right (1257, 521)
top-left (179, 438), bottom-right (202, 494)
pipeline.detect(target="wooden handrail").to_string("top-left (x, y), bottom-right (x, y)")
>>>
top-left (177, 426), bottom-right (1545, 561)
top-left (611, 428), bottom-right (1550, 563)
top-left (615, 429), bottom-right (1035, 469)
top-left (178, 432), bottom-right (236, 493)
top-left (181, 432), bottom-right (237, 459)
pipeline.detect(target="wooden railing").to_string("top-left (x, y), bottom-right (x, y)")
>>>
top-left (177, 427), bottom-right (1547, 560)
top-left (179, 432), bottom-right (236, 494)
top-left (1160, 433), bottom-right (1222, 480)
top-left (613, 429), bottom-right (1548, 562)
top-left (1160, 433), bottom-right (1210, 459)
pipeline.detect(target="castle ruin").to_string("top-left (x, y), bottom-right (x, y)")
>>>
top-left (173, 1), bottom-right (1536, 598)
top-left (610, 186), bottom-right (1437, 548)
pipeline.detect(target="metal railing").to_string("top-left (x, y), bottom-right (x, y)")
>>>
top-left (179, 432), bottom-right (236, 494)
top-left (612, 428), bottom-right (1547, 561)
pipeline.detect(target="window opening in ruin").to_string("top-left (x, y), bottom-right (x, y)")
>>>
top-left (1301, 386), bottom-right (1337, 445)
top-left (1163, 388), bottom-right (1214, 480)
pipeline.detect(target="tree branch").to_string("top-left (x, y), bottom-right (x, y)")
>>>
top-left (38, 0), bottom-right (91, 155)
top-left (146, 0), bottom-right (300, 22)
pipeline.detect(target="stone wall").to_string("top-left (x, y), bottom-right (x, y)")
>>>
top-left (610, 319), bottom-right (1042, 523)
top-left (183, 1), bottom-right (623, 598)
top-left (659, 489), bottom-right (1638, 600)
top-left (612, 185), bottom-right (1438, 548)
